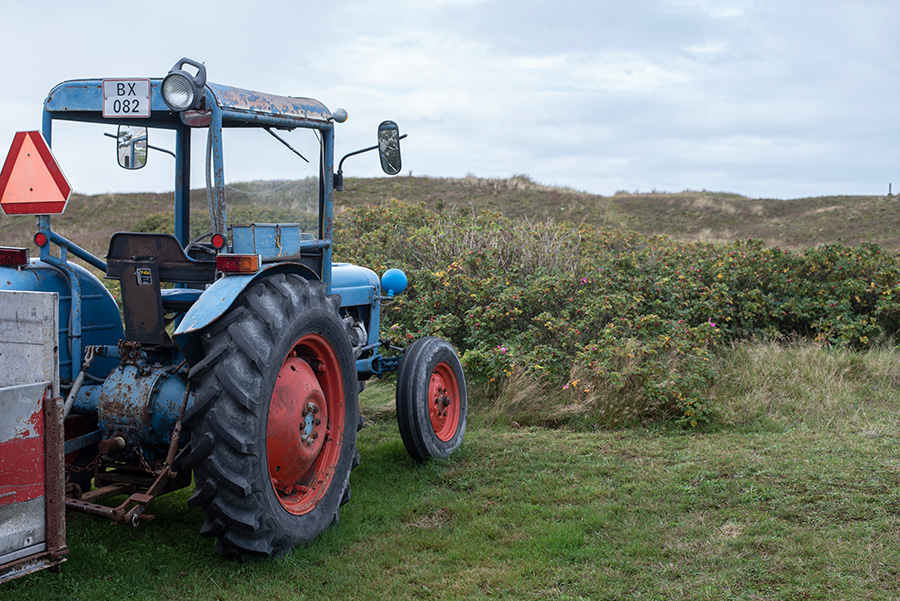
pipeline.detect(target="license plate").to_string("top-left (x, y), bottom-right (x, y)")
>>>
top-left (102, 79), bottom-right (151, 118)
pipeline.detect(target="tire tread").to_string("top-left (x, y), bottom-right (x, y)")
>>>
top-left (183, 273), bottom-right (359, 559)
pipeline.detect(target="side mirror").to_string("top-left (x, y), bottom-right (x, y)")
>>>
top-left (117, 125), bottom-right (148, 170)
top-left (377, 120), bottom-right (402, 175)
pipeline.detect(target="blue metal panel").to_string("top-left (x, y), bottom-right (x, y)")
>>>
top-left (334, 286), bottom-right (375, 307)
top-left (173, 262), bottom-right (379, 337)
top-left (45, 80), bottom-right (173, 114)
top-left (43, 80), bottom-right (181, 132)
top-left (231, 224), bottom-right (315, 260)
top-left (70, 383), bottom-right (101, 414)
top-left (332, 263), bottom-right (378, 297)
top-left (332, 263), bottom-right (381, 346)
top-left (173, 262), bottom-right (327, 337)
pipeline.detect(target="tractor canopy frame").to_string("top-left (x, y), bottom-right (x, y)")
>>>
top-left (41, 77), bottom-right (342, 290)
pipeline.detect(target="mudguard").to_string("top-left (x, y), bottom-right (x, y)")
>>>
top-left (173, 262), bottom-right (380, 338)
top-left (173, 263), bottom-right (321, 337)
top-left (173, 271), bottom-right (257, 336)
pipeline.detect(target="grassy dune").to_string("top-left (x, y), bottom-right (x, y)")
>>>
top-left (2, 175), bottom-right (898, 254)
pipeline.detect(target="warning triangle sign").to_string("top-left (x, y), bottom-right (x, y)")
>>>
top-left (0, 131), bottom-right (71, 215)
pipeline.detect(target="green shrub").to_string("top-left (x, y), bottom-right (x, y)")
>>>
top-left (333, 200), bottom-right (900, 427)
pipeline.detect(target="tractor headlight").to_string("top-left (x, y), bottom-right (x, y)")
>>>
top-left (161, 58), bottom-right (207, 111)
top-left (162, 73), bottom-right (196, 110)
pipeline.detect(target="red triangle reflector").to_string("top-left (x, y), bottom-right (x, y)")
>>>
top-left (0, 131), bottom-right (72, 215)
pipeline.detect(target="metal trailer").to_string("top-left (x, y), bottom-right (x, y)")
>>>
top-left (0, 291), bottom-right (66, 583)
top-left (0, 58), bottom-right (467, 575)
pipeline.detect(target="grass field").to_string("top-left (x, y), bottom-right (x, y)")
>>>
top-left (4, 343), bottom-right (899, 601)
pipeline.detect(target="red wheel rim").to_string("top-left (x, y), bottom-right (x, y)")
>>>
top-left (267, 333), bottom-right (345, 515)
top-left (428, 362), bottom-right (460, 442)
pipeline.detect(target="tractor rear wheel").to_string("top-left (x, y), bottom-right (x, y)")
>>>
top-left (396, 337), bottom-right (467, 461)
top-left (182, 273), bottom-right (359, 559)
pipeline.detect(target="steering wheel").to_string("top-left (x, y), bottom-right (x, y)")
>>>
top-left (184, 232), bottom-right (218, 257)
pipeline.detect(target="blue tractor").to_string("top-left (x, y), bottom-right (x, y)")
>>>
top-left (0, 58), bottom-right (467, 565)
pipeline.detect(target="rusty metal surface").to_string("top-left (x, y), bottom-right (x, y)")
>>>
top-left (96, 363), bottom-right (189, 461)
top-left (117, 341), bottom-right (144, 365)
top-left (65, 380), bottom-right (192, 526)
top-left (42, 394), bottom-right (66, 560)
top-left (78, 482), bottom-right (134, 503)
top-left (209, 109), bottom-right (227, 236)
top-left (206, 83), bottom-right (332, 126)
top-left (0, 550), bottom-right (65, 584)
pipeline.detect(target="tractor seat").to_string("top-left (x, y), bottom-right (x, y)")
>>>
top-left (105, 232), bottom-right (217, 284)
top-left (105, 233), bottom-right (217, 345)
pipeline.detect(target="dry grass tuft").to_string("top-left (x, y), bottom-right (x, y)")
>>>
top-left (711, 340), bottom-right (900, 430)
top-left (487, 369), bottom-right (589, 428)
top-left (481, 340), bottom-right (900, 432)
top-left (485, 349), bottom-right (684, 429)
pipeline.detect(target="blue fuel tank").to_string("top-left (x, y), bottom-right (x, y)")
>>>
top-left (0, 260), bottom-right (124, 384)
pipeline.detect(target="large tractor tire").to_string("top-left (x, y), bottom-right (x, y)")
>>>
top-left (396, 337), bottom-right (467, 461)
top-left (182, 273), bottom-right (359, 559)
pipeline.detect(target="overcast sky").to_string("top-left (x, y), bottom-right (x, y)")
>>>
top-left (2, 0), bottom-right (898, 200)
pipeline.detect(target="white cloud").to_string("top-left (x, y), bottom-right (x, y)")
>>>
top-left (0, 0), bottom-right (898, 201)
top-left (666, 0), bottom-right (749, 19)
top-left (683, 42), bottom-right (729, 56)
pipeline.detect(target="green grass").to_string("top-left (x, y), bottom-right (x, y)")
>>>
top-left (5, 343), bottom-right (900, 600)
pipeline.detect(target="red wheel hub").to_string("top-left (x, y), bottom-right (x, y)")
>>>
top-left (267, 334), bottom-right (345, 515)
top-left (428, 363), bottom-right (460, 442)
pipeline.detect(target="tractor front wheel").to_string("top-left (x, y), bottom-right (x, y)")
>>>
top-left (396, 337), bottom-right (467, 461)
top-left (182, 274), bottom-right (359, 559)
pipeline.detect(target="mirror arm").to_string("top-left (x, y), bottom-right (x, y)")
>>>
top-left (338, 134), bottom-right (407, 172)
top-left (335, 133), bottom-right (407, 189)
top-left (337, 143), bottom-right (377, 173)
top-left (149, 144), bottom-right (176, 160)
top-left (334, 144), bottom-right (375, 192)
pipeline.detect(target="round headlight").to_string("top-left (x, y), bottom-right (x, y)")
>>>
top-left (162, 73), bottom-right (196, 111)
